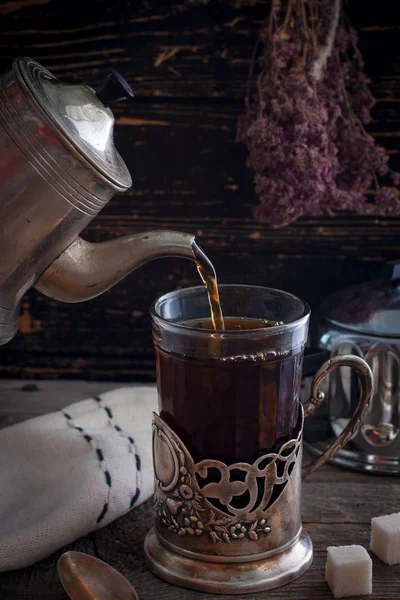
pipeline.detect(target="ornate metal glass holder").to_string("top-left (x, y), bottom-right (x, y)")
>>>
top-left (145, 286), bottom-right (373, 594)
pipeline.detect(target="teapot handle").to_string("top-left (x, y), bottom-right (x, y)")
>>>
top-left (302, 354), bottom-right (373, 478)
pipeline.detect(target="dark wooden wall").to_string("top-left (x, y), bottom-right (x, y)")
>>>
top-left (1, 0), bottom-right (399, 380)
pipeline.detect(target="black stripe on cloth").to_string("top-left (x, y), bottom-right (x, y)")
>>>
top-left (62, 410), bottom-right (111, 525)
top-left (96, 503), bottom-right (108, 524)
top-left (92, 394), bottom-right (142, 512)
top-left (135, 454), bottom-right (141, 471)
top-left (105, 471), bottom-right (112, 487)
top-left (130, 488), bottom-right (140, 508)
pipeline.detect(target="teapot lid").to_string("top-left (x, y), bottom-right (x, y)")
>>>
top-left (15, 57), bottom-right (133, 191)
top-left (320, 261), bottom-right (400, 338)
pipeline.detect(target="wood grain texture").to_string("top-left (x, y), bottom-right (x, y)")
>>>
top-left (0, 0), bottom-right (399, 378)
top-left (0, 379), bottom-right (398, 599)
top-left (0, 0), bottom-right (398, 100)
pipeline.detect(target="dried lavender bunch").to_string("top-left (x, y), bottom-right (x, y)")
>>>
top-left (237, 0), bottom-right (400, 228)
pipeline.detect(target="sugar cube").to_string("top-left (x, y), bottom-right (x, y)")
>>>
top-left (371, 512), bottom-right (400, 565)
top-left (325, 545), bottom-right (372, 598)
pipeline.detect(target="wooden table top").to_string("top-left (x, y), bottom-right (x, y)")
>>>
top-left (0, 380), bottom-right (399, 599)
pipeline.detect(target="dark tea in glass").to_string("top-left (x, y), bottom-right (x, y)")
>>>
top-left (151, 285), bottom-right (310, 465)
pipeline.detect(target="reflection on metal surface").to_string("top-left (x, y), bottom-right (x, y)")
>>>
top-left (151, 412), bottom-right (301, 556)
top-left (361, 345), bottom-right (400, 447)
top-left (58, 551), bottom-right (139, 600)
top-left (302, 354), bottom-right (373, 478)
top-left (304, 343), bottom-right (400, 474)
top-left (145, 412), bottom-right (308, 592)
top-left (0, 57), bottom-right (197, 346)
top-left (304, 441), bottom-right (400, 475)
top-left (145, 528), bottom-right (313, 595)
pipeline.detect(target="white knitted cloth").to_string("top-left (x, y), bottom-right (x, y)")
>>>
top-left (0, 386), bottom-right (157, 572)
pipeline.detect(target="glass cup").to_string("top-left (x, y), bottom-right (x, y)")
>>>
top-left (152, 285), bottom-right (309, 464)
top-left (145, 285), bottom-right (373, 594)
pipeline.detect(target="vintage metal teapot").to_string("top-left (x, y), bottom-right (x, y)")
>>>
top-left (0, 57), bottom-right (195, 346)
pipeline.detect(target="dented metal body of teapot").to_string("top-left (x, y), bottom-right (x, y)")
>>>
top-left (0, 57), bottom-right (195, 345)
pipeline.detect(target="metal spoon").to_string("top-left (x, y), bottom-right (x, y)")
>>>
top-left (58, 551), bottom-right (139, 600)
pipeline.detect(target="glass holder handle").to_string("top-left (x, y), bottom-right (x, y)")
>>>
top-left (302, 354), bottom-right (373, 478)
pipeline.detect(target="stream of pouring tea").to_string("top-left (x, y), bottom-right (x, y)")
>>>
top-left (192, 242), bottom-right (224, 330)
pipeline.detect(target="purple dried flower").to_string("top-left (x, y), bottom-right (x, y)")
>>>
top-left (237, 0), bottom-right (399, 227)
top-left (372, 187), bottom-right (400, 216)
top-left (391, 172), bottom-right (400, 186)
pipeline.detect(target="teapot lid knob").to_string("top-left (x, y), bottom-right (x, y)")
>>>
top-left (96, 69), bottom-right (134, 107)
top-left (381, 260), bottom-right (400, 283)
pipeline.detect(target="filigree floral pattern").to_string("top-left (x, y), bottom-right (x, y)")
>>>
top-left (152, 412), bottom-right (303, 544)
top-left (154, 492), bottom-right (271, 544)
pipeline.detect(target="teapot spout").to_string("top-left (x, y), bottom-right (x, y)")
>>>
top-left (35, 231), bottom-right (196, 303)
